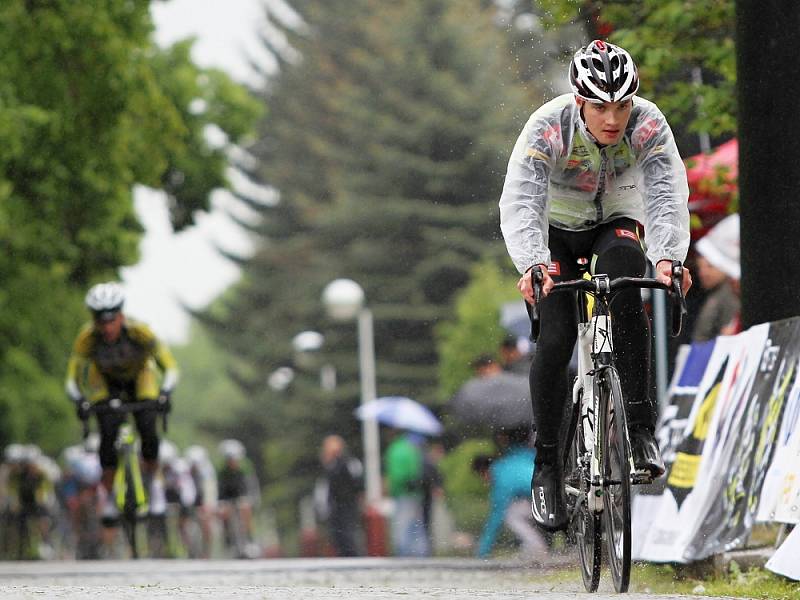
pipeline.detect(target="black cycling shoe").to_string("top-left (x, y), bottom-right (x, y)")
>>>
top-left (630, 427), bottom-right (665, 478)
top-left (531, 460), bottom-right (568, 532)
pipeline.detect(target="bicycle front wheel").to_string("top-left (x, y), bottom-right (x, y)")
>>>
top-left (565, 392), bottom-right (601, 592)
top-left (600, 367), bottom-right (632, 593)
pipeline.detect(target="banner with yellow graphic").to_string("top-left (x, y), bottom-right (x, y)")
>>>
top-left (635, 325), bottom-right (767, 563)
top-left (635, 318), bottom-right (800, 563)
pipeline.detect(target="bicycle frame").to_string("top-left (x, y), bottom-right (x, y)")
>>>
top-left (570, 274), bottom-right (620, 513)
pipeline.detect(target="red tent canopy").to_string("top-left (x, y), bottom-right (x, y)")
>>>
top-left (685, 138), bottom-right (738, 187)
top-left (684, 139), bottom-right (738, 239)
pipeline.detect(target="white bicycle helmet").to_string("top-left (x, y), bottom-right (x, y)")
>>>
top-left (159, 439), bottom-right (179, 465)
top-left (219, 439), bottom-right (246, 461)
top-left (569, 40), bottom-right (639, 103)
top-left (85, 282), bottom-right (125, 318)
top-left (3, 443), bottom-right (26, 464)
top-left (185, 444), bottom-right (209, 466)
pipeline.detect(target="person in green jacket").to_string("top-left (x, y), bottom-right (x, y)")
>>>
top-left (384, 430), bottom-right (429, 557)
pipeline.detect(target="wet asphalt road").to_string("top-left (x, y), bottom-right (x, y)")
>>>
top-left (0, 558), bottom-right (740, 599)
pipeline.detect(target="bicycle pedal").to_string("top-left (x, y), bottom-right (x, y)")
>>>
top-left (631, 471), bottom-right (653, 485)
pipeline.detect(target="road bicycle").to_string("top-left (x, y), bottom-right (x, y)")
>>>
top-left (83, 397), bottom-right (167, 558)
top-left (530, 260), bottom-right (686, 593)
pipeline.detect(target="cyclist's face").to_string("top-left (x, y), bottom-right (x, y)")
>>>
top-left (578, 97), bottom-right (633, 145)
top-left (95, 312), bottom-right (123, 342)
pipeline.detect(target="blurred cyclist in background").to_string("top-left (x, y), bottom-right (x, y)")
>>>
top-left (57, 441), bottom-right (102, 558)
top-left (151, 439), bottom-right (198, 557)
top-left (217, 439), bottom-right (259, 555)
top-left (65, 282), bottom-right (179, 523)
top-left (1, 444), bottom-right (58, 558)
top-left (186, 444), bottom-right (218, 558)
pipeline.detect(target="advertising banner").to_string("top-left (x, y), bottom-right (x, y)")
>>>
top-left (631, 341), bottom-right (712, 559)
top-left (635, 325), bottom-right (769, 562)
top-left (757, 350), bottom-right (800, 524)
top-left (635, 318), bottom-right (800, 562)
top-left (684, 319), bottom-right (800, 559)
top-left (766, 524), bottom-right (800, 580)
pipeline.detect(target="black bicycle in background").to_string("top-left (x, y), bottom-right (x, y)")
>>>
top-left (531, 261), bottom-right (686, 593)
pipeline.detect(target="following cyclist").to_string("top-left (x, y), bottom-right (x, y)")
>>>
top-left (499, 40), bottom-right (693, 531)
top-left (65, 282), bottom-right (179, 523)
top-left (185, 445), bottom-right (218, 558)
top-left (217, 439), bottom-right (259, 554)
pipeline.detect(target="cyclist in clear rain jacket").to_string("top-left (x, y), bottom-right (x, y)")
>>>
top-left (499, 40), bottom-right (692, 531)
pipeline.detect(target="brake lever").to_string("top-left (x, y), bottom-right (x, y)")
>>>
top-left (530, 265), bottom-right (544, 342)
top-left (671, 261), bottom-right (688, 314)
top-left (668, 260), bottom-right (688, 337)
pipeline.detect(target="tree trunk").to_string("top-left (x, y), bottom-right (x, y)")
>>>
top-left (736, 1), bottom-right (800, 329)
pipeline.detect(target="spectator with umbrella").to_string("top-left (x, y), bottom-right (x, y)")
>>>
top-left (448, 356), bottom-right (533, 436)
top-left (356, 396), bottom-right (442, 557)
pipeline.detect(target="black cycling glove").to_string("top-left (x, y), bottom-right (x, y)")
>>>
top-left (74, 398), bottom-right (91, 421)
top-left (157, 389), bottom-right (172, 414)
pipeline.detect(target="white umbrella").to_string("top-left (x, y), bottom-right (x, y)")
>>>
top-left (355, 396), bottom-right (443, 436)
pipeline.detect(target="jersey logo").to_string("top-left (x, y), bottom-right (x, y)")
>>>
top-left (632, 117), bottom-right (660, 148)
top-left (616, 228), bottom-right (638, 241)
top-left (547, 261), bottom-right (561, 275)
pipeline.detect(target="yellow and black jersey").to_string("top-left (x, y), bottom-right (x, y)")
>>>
top-left (65, 319), bottom-right (179, 403)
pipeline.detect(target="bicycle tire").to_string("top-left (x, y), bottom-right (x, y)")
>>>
top-left (565, 390), bottom-right (601, 593)
top-left (600, 367), bottom-right (632, 593)
top-left (123, 462), bottom-right (141, 559)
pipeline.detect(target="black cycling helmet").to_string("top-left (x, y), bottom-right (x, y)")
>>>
top-left (569, 40), bottom-right (639, 103)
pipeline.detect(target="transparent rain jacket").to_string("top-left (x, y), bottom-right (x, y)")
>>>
top-left (499, 94), bottom-right (690, 274)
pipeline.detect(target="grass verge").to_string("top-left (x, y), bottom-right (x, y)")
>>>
top-left (540, 562), bottom-right (799, 599)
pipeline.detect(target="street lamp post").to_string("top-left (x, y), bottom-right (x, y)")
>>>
top-left (322, 279), bottom-right (386, 556)
top-left (291, 330), bottom-right (337, 392)
top-left (321, 279), bottom-right (382, 505)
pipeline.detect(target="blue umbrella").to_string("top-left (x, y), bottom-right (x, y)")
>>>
top-left (355, 396), bottom-right (443, 436)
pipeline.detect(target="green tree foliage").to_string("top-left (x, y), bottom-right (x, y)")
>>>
top-left (205, 0), bottom-right (542, 540)
top-left (168, 322), bottom-right (250, 452)
top-left (438, 438), bottom-right (494, 533)
top-left (0, 1), bottom-right (261, 451)
top-left (436, 258), bottom-right (521, 400)
top-left (537, 0), bottom-right (737, 143)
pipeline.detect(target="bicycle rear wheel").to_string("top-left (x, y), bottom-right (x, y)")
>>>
top-left (564, 392), bottom-right (601, 592)
top-left (600, 367), bottom-right (632, 593)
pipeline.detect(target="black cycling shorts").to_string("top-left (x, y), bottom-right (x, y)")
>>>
top-left (96, 399), bottom-right (160, 469)
top-left (528, 217), bottom-right (656, 449)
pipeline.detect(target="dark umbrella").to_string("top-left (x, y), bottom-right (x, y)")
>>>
top-left (448, 371), bottom-right (533, 430)
top-left (500, 301), bottom-right (530, 339)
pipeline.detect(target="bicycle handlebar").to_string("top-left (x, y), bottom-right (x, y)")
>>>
top-left (529, 260), bottom-right (687, 342)
top-left (81, 398), bottom-right (169, 439)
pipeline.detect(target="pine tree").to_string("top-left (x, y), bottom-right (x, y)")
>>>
top-left (205, 0), bottom-right (545, 543)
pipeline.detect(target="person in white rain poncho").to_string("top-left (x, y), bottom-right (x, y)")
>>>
top-left (499, 40), bottom-right (693, 531)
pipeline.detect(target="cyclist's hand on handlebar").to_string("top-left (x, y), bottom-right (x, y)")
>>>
top-left (73, 397), bottom-right (90, 421)
top-left (518, 264), bottom-right (554, 304)
top-left (157, 389), bottom-right (172, 414)
top-left (655, 260), bottom-right (692, 294)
